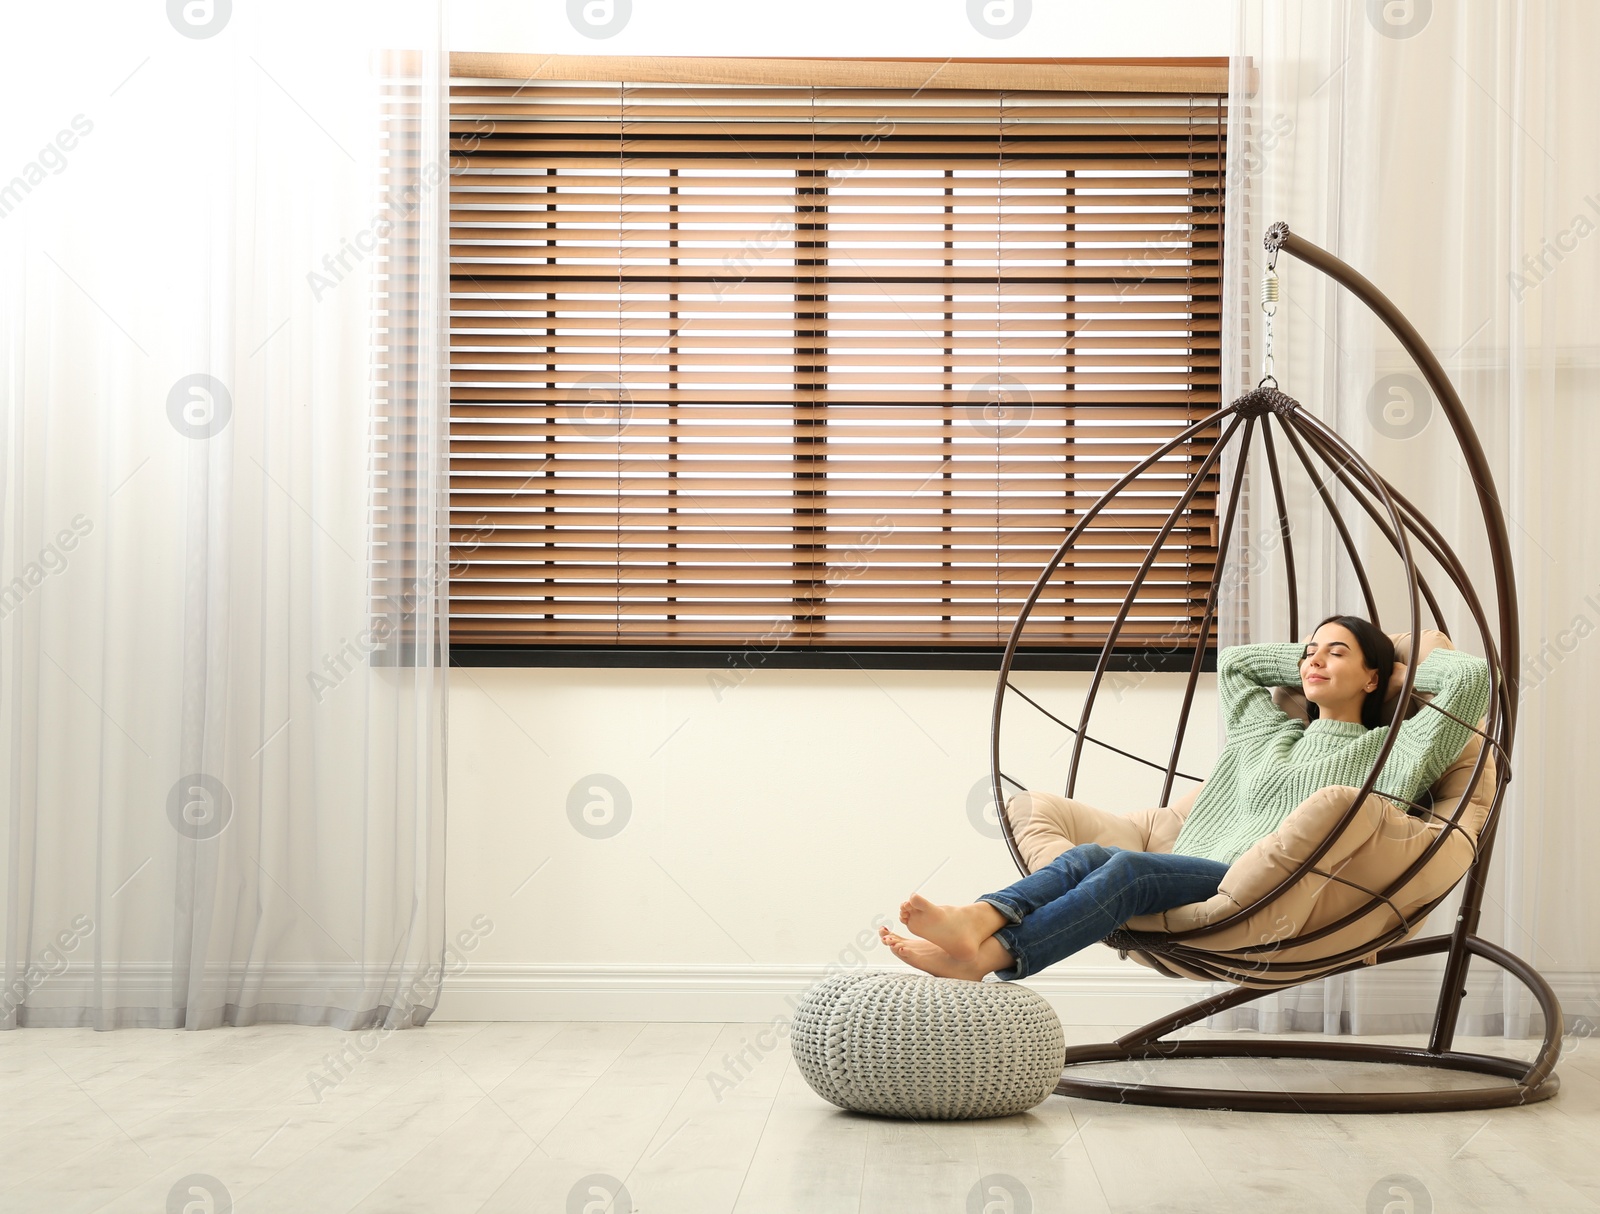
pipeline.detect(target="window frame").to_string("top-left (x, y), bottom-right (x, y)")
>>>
top-left (444, 54), bottom-right (1228, 673)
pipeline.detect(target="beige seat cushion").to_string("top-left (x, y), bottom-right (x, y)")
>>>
top-left (1001, 630), bottom-right (1495, 987)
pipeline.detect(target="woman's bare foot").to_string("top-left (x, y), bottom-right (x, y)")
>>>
top-left (897, 892), bottom-right (1006, 960)
top-left (878, 927), bottom-right (992, 981)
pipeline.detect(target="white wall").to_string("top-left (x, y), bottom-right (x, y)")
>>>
top-left (448, 0), bottom-right (1234, 58)
top-left (436, 0), bottom-right (1235, 1025)
top-left (441, 667), bottom-right (1223, 1024)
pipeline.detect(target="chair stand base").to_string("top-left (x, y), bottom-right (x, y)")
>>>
top-left (1049, 930), bottom-right (1565, 1112)
top-left (1053, 1038), bottom-right (1559, 1113)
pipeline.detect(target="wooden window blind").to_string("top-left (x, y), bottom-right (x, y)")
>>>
top-left (448, 60), bottom-right (1226, 658)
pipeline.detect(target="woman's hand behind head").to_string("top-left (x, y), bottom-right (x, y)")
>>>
top-left (1382, 630), bottom-right (1453, 712)
top-left (1386, 659), bottom-right (1408, 706)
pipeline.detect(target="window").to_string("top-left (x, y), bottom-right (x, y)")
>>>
top-left (447, 56), bottom-right (1226, 667)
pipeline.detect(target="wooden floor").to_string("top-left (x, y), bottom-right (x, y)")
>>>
top-left (1, 1020), bottom-right (1595, 1213)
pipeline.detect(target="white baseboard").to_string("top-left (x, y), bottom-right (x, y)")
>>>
top-left (431, 962), bottom-right (1600, 1030)
top-left (432, 962), bottom-right (1214, 1025)
top-left (8, 958), bottom-right (1587, 1033)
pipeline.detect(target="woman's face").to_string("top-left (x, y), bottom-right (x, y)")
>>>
top-left (1300, 623), bottom-right (1379, 713)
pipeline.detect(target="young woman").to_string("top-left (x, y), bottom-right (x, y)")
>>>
top-left (879, 614), bottom-right (1492, 982)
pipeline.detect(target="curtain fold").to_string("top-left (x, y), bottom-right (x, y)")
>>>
top-left (1214, 0), bottom-right (1597, 1037)
top-left (0, 0), bottom-right (449, 1029)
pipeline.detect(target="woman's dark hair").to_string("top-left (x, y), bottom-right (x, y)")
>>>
top-left (1302, 614), bottom-right (1395, 730)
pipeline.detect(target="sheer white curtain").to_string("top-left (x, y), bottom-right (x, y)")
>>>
top-left (0, 0), bottom-right (449, 1028)
top-left (1213, 0), bottom-right (1598, 1037)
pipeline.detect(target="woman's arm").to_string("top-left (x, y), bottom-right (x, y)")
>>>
top-left (1216, 642), bottom-right (1308, 744)
top-left (1375, 646), bottom-right (1492, 803)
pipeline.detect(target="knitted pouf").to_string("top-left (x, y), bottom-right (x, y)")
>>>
top-left (790, 969), bottom-right (1065, 1119)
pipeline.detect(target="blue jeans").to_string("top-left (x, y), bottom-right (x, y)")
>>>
top-left (978, 843), bottom-right (1231, 980)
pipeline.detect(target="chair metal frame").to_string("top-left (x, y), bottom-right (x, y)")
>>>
top-left (987, 221), bottom-right (1562, 1113)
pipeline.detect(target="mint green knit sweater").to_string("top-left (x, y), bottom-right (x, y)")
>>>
top-left (1168, 642), bottom-right (1491, 866)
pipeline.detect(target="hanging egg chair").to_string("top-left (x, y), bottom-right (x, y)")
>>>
top-left (988, 221), bottom-right (1560, 1113)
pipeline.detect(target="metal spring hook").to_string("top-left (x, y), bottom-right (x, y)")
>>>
top-left (1259, 268), bottom-right (1279, 388)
